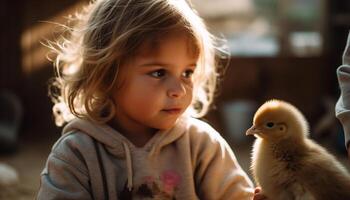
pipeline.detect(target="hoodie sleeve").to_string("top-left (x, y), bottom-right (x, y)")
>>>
top-left (190, 120), bottom-right (254, 200)
top-left (37, 134), bottom-right (93, 200)
top-left (336, 31), bottom-right (350, 149)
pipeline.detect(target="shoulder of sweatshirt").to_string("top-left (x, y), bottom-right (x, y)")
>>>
top-left (184, 117), bottom-right (231, 153)
top-left (49, 131), bottom-right (95, 171)
top-left (187, 118), bottom-right (220, 139)
top-left (52, 131), bottom-right (94, 153)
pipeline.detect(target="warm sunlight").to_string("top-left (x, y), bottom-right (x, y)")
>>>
top-left (20, 1), bottom-right (87, 75)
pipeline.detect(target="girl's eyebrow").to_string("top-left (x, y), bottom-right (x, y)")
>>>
top-left (139, 62), bottom-right (197, 68)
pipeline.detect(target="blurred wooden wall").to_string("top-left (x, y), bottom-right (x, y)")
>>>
top-left (205, 56), bottom-right (333, 136)
top-left (0, 0), bottom-right (85, 136)
top-left (0, 1), bottom-right (23, 91)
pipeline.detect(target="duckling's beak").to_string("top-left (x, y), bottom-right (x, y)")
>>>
top-left (246, 125), bottom-right (261, 136)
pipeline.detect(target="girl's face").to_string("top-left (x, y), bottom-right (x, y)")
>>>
top-left (112, 33), bottom-right (198, 134)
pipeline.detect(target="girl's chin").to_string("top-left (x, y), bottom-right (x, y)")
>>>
top-left (153, 119), bottom-right (178, 130)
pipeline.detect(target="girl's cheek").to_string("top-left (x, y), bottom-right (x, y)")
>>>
top-left (185, 82), bottom-right (194, 91)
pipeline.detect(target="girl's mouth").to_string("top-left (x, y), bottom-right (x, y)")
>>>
top-left (162, 108), bottom-right (182, 114)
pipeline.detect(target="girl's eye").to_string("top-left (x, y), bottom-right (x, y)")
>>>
top-left (182, 69), bottom-right (194, 78)
top-left (149, 69), bottom-right (166, 78)
top-left (266, 122), bottom-right (275, 128)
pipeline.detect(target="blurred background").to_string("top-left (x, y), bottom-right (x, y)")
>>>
top-left (0, 0), bottom-right (349, 199)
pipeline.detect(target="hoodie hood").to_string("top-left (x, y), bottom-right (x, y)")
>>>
top-left (62, 117), bottom-right (187, 156)
top-left (62, 116), bottom-right (187, 191)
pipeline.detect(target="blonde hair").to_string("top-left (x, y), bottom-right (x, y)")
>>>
top-left (48, 0), bottom-right (226, 126)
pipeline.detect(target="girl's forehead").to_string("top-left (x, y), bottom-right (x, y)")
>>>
top-left (135, 31), bottom-right (200, 60)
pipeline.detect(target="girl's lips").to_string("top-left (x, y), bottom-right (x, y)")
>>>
top-left (162, 108), bottom-right (182, 114)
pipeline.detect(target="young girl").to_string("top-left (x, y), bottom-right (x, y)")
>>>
top-left (37, 0), bottom-right (257, 199)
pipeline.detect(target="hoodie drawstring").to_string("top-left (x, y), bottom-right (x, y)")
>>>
top-left (122, 142), bottom-right (133, 191)
top-left (148, 145), bottom-right (157, 159)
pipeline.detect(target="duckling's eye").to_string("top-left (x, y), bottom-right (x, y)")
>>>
top-left (266, 122), bottom-right (275, 128)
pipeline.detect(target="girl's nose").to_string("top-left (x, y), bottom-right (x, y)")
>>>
top-left (167, 78), bottom-right (186, 98)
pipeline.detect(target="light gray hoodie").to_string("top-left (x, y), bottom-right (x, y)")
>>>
top-left (336, 31), bottom-right (350, 149)
top-left (37, 116), bottom-right (254, 199)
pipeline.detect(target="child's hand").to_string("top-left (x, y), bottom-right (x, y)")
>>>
top-left (253, 187), bottom-right (267, 200)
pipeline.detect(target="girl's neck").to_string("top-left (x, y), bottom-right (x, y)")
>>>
top-left (109, 118), bottom-right (157, 147)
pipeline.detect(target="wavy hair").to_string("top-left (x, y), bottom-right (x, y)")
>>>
top-left (47, 0), bottom-right (227, 126)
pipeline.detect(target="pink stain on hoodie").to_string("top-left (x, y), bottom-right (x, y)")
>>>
top-left (161, 170), bottom-right (181, 193)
